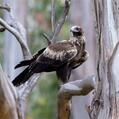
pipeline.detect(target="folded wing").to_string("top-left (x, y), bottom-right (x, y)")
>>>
top-left (37, 42), bottom-right (78, 65)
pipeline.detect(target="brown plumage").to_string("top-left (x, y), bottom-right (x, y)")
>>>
top-left (12, 26), bottom-right (88, 86)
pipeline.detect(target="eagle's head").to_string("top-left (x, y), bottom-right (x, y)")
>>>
top-left (70, 26), bottom-right (84, 37)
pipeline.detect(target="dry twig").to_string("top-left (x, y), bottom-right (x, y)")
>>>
top-left (51, 0), bottom-right (71, 43)
top-left (51, 0), bottom-right (55, 32)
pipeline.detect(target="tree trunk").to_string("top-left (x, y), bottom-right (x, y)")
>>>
top-left (90, 0), bottom-right (119, 118)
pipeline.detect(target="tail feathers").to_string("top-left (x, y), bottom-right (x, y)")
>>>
top-left (15, 60), bottom-right (33, 69)
top-left (15, 47), bottom-right (46, 69)
top-left (12, 67), bottom-right (34, 87)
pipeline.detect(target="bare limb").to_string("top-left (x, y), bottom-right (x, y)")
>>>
top-left (51, 0), bottom-right (71, 43)
top-left (0, 18), bottom-right (31, 59)
top-left (51, 0), bottom-right (55, 32)
top-left (0, 4), bottom-right (10, 12)
top-left (58, 76), bottom-right (96, 119)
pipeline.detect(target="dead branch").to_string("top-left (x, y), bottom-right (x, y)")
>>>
top-left (0, 18), bottom-right (30, 59)
top-left (51, 0), bottom-right (71, 43)
top-left (51, 0), bottom-right (55, 32)
top-left (0, 4), bottom-right (10, 12)
top-left (58, 76), bottom-right (96, 119)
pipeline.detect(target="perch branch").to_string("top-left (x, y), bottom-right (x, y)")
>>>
top-left (51, 0), bottom-right (71, 43)
top-left (0, 18), bottom-right (30, 59)
top-left (58, 76), bottom-right (96, 119)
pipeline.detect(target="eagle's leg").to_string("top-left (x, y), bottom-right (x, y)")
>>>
top-left (56, 64), bottom-right (71, 83)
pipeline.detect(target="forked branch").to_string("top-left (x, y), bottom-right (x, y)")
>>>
top-left (58, 76), bottom-right (96, 119)
top-left (51, 0), bottom-right (71, 43)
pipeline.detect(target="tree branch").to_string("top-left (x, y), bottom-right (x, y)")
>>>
top-left (51, 0), bottom-right (71, 43)
top-left (0, 18), bottom-right (31, 59)
top-left (51, 0), bottom-right (55, 32)
top-left (0, 4), bottom-right (10, 12)
top-left (58, 76), bottom-right (96, 119)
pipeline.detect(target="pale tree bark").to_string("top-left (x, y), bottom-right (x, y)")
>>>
top-left (70, 0), bottom-right (119, 119)
top-left (90, 0), bottom-right (119, 119)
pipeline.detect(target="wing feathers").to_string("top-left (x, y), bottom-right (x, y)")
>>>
top-left (40, 42), bottom-right (77, 63)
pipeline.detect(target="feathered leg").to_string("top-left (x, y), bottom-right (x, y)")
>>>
top-left (56, 64), bottom-right (71, 83)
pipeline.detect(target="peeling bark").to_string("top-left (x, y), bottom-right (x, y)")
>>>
top-left (90, 0), bottom-right (119, 119)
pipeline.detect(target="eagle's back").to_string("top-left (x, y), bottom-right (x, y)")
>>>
top-left (36, 41), bottom-right (78, 66)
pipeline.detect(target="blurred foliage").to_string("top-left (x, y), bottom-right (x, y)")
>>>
top-left (27, 0), bottom-right (70, 119)
top-left (27, 73), bottom-right (59, 119)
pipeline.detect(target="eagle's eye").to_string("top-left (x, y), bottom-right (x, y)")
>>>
top-left (75, 27), bottom-right (80, 31)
